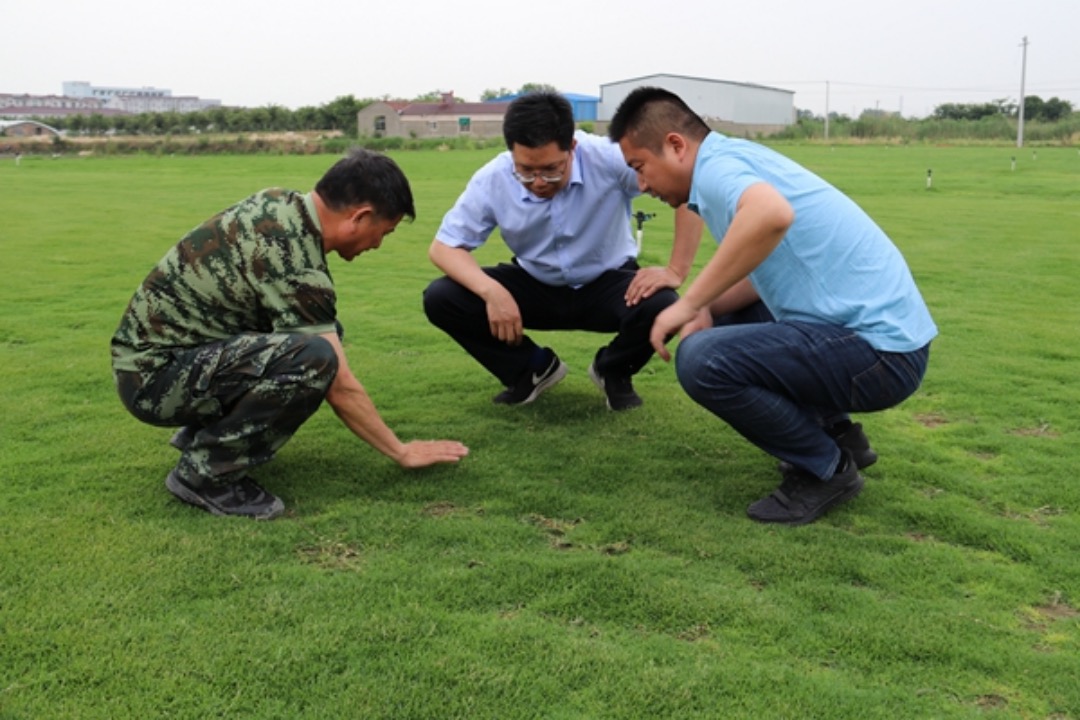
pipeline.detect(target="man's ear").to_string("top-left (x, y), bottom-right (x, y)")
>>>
top-left (665, 132), bottom-right (688, 161)
top-left (349, 204), bottom-right (375, 226)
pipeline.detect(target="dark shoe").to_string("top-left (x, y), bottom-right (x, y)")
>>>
top-left (165, 470), bottom-right (285, 520)
top-left (748, 452), bottom-right (864, 525)
top-left (492, 349), bottom-right (568, 405)
top-left (169, 426), bottom-right (196, 451)
top-left (588, 362), bottom-right (642, 411)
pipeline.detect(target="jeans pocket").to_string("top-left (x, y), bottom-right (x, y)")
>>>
top-left (850, 347), bottom-right (928, 411)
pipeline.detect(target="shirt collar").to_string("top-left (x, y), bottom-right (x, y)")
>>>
top-left (302, 191), bottom-right (323, 233)
top-left (688, 132), bottom-right (724, 214)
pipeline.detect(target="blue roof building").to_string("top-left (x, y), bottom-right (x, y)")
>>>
top-left (485, 92), bottom-right (599, 122)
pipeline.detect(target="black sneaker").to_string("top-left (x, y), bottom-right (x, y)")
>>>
top-left (492, 349), bottom-right (568, 405)
top-left (587, 362), bottom-right (643, 411)
top-left (165, 470), bottom-right (285, 520)
top-left (747, 451), bottom-right (864, 525)
top-left (169, 426), bottom-right (196, 452)
top-left (778, 422), bottom-right (877, 475)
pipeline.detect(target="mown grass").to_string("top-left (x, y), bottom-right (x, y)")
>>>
top-left (1, 145), bottom-right (1078, 719)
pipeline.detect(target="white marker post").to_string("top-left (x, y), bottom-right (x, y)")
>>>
top-left (633, 210), bottom-right (655, 252)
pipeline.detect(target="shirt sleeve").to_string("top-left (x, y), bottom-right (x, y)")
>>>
top-left (435, 160), bottom-right (503, 250)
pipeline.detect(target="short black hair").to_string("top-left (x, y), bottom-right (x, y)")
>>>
top-left (315, 148), bottom-right (416, 221)
top-left (502, 92), bottom-right (575, 151)
top-left (608, 86), bottom-right (710, 153)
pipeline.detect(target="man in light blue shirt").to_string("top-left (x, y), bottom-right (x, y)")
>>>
top-left (610, 87), bottom-right (936, 525)
top-left (424, 92), bottom-right (702, 411)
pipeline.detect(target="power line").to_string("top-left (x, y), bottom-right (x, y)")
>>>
top-left (758, 79), bottom-right (1078, 94)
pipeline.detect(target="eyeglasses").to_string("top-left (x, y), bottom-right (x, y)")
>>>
top-left (512, 155), bottom-right (570, 185)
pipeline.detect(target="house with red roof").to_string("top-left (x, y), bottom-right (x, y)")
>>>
top-left (356, 92), bottom-right (511, 139)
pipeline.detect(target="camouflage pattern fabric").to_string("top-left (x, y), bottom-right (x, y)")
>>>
top-left (115, 333), bottom-right (338, 486)
top-left (111, 188), bottom-right (338, 374)
top-left (111, 189), bottom-right (342, 486)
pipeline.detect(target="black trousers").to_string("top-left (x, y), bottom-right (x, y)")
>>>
top-left (423, 260), bottom-right (678, 386)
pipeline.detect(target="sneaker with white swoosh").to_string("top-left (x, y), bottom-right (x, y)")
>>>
top-left (492, 348), bottom-right (568, 405)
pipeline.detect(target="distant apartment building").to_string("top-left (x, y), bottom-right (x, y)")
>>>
top-left (63, 81), bottom-right (221, 113)
top-left (0, 82), bottom-right (221, 118)
top-left (0, 93), bottom-right (108, 117)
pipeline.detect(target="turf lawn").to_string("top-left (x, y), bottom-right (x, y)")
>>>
top-left (0, 143), bottom-right (1078, 719)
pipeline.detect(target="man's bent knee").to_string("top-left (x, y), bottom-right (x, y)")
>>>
top-left (285, 334), bottom-right (339, 392)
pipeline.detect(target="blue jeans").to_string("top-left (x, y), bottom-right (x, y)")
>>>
top-left (675, 313), bottom-right (930, 480)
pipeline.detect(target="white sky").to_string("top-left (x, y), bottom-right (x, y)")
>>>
top-left (4, 0), bottom-right (1078, 119)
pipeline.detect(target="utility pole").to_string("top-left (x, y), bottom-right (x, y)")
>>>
top-left (824, 80), bottom-right (830, 141)
top-left (1017, 36), bottom-right (1029, 148)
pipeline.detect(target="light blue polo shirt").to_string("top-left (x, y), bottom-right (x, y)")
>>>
top-left (688, 132), bottom-right (937, 352)
top-left (435, 130), bottom-right (640, 287)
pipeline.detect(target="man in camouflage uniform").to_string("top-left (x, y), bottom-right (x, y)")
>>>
top-left (112, 149), bottom-right (469, 520)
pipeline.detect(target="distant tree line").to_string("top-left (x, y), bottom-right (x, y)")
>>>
top-left (30, 84), bottom-right (565, 138)
top-left (32, 95), bottom-right (370, 137)
top-left (781, 94), bottom-right (1077, 142)
top-left (20, 89), bottom-right (1078, 146)
top-left (930, 95), bottom-right (1073, 122)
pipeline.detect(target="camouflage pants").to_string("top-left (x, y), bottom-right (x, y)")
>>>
top-left (115, 333), bottom-right (338, 487)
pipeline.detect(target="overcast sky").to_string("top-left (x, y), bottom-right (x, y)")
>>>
top-left (4, 0), bottom-right (1077, 118)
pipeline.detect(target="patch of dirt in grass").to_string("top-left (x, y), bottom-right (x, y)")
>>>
top-left (677, 623), bottom-right (711, 642)
top-left (523, 514), bottom-right (632, 555)
top-left (915, 412), bottom-right (948, 428)
top-left (423, 501), bottom-right (457, 517)
top-left (296, 539), bottom-right (363, 571)
top-left (523, 513), bottom-right (582, 536)
top-left (1002, 505), bottom-right (1064, 526)
top-left (524, 513), bottom-right (582, 550)
top-left (422, 500), bottom-right (483, 518)
top-left (1020, 592), bottom-right (1079, 632)
top-left (1034, 597), bottom-right (1079, 622)
top-left (975, 694), bottom-right (1008, 709)
top-left (1010, 422), bottom-right (1060, 438)
top-left (600, 541), bottom-right (631, 555)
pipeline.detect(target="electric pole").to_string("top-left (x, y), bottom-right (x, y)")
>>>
top-left (1017, 36), bottom-right (1029, 148)
top-left (824, 80), bottom-right (830, 141)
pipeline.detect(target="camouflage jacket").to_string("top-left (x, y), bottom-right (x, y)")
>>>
top-left (111, 189), bottom-right (337, 373)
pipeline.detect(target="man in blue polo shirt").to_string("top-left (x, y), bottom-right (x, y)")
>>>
top-left (609, 87), bottom-right (937, 525)
top-left (423, 92), bottom-right (702, 411)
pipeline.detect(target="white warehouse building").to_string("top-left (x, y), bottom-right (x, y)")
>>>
top-left (599, 73), bottom-right (794, 135)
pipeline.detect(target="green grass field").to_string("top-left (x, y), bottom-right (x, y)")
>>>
top-left (1, 144), bottom-right (1078, 719)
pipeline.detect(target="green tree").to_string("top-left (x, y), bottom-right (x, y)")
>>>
top-left (932, 102), bottom-right (1001, 121)
top-left (86, 113), bottom-right (109, 136)
top-left (264, 105), bottom-right (294, 131)
top-left (67, 114), bottom-right (86, 135)
top-left (293, 106), bottom-right (323, 131)
top-left (208, 106), bottom-right (231, 132)
top-left (321, 95), bottom-right (366, 136)
top-left (481, 87), bottom-right (515, 101)
top-left (1023, 95), bottom-right (1045, 121)
top-left (186, 111), bottom-right (211, 133)
top-left (1038, 96), bottom-right (1072, 121)
top-left (518, 82), bottom-right (559, 94)
top-left (248, 107), bottom-right (271, 131)
top-left (160, 111), bottom-right (186, 134)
